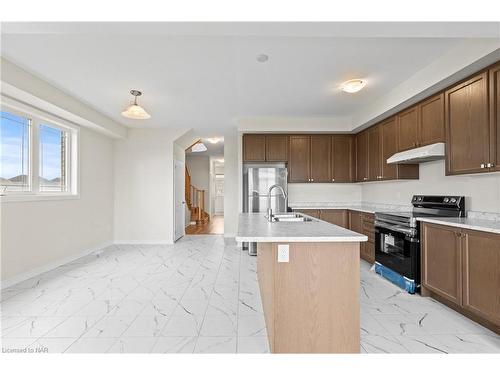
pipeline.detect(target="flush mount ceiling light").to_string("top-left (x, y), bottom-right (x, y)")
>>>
top-left (340, 79), bottom-right (367, 93)
top-left (256, 54), bottom-right (269, 63)
top-left (121, 90), bottom-right (151, 119)
top-left (191, 142), bottom-right (208, 153)
top-left (206, 137), bottom-right (222, 144)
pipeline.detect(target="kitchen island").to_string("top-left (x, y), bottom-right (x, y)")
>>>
top-left (236, 213), bottom-right (367, 353)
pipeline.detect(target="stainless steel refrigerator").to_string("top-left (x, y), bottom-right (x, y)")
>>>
top-left (243, 163), bottom-right (288, 255)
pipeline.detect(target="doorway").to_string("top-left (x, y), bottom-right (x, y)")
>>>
top-left (184, 139), bottom-right (224, 235)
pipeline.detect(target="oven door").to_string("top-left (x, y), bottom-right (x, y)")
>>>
top-left (375, 223), bottom-right (419, 283)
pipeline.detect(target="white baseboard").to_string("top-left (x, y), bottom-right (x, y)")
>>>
top-left (114, 240), bottom-right (174, 245)
top-left (1, 241), bottom-right (114, 290)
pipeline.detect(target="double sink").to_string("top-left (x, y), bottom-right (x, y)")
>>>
top-left (270, 213), bottom-right (313, 222)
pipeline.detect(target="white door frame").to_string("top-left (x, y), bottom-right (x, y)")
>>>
top-left (173, 159), bottom-right (185, 242)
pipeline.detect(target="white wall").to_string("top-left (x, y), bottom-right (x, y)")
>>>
top-left (361, 160), bottom-right (500, 213)
top-left (1, 127), bottom-right (114, 282)
top-left (288, 183), bottom-right (362, 204)
top-left (186, 154), bottom-right (210, 213)
top-left (113, 128), bottom-right (187, 244)
top-left (224, 129), bottom-right (239, 237)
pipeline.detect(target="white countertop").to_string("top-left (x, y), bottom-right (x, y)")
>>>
top-left (236, 213), bottom-right (368, 243)
top-left (417, 217), bottom-right (500, 235)
top-left (288, 202), bottom-right (410, 214)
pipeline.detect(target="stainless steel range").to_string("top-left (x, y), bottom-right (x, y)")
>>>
top-left (374, 195), bottom-right (465, 294)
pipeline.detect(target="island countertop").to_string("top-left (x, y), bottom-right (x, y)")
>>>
top-left (236, 212), bottom-right (368, 243)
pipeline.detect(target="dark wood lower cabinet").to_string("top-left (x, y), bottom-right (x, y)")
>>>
top-left (421, 223), bottom-right (463, 305)
top-left (462, 230), bottom-right (500, 326)
top-left (421, 222), bottom-right (500, 333)
top-left (319, 209), bottom-right (349, 228)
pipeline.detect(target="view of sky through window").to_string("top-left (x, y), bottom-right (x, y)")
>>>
top-left (0, 111), bottom-right (30, 189)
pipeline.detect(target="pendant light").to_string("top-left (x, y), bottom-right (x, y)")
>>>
top-left (121, 90), bottom-right (151, 119)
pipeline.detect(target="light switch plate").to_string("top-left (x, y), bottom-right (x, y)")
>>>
top-left (277, 244), bottom-right (289, 263)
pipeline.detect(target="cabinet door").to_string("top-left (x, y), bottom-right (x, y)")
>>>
top-left (368, 125), bottom-right (382, 181)
top-left (419, 93), bottom-right (445, 146)
top-left (462, 230), bottom-right (500, 325)
top-left (445, 72), bottom-right (490, 175)
top-left (320, 209), bottom-right (348, 228)
top-left (349, 210), bottom-right (363, 234)
top-left (490, 63), bottom-right (500, 172)
top-left (289, 136), bottom-right (311, 182)
top-left (381, 117), bottom-right (398, 180)
top-left (243, 134), bottom-right (266, 161)
top-left (331, 135), bottom-right (354, 182)
top-left (421, 223), bottom-right (462, 306)
top-left (397, 106), bottom-right (419, 151)
top-left (266, 135), bottom-right (288, 162)
top-left (355, 131), bottom-right (368, 182)
top-left (310, 135), bottom-right (331, 183)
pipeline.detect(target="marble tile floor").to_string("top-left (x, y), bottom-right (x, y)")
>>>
top-left (1, 235), bottom-right (499, 354)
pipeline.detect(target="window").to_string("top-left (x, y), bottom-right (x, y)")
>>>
top-left (0, 111), bottom-right (31, 192)
top-left (0, 105), bottom-right (77, 199)
top-left (39, 124), bottom-right (69, 192)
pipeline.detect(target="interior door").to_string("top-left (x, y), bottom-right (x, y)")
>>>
top-left (214, 174), bottom-right (224, 214)
top-left (174, 160), bottom-right (186, 241)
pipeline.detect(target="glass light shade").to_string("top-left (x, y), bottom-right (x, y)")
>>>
top-left (340, 79), bottom-right (366, 93)
top-left (191, 142), bottom-right (208, 152)
top-left (206, 137), bottom-right (222, 144)
top-left (121, 104), bottom-right (151, 119)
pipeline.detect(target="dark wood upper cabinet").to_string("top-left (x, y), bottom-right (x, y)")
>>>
top-left (419, 93), bottom-right (445, 146)
top-left (289, 136), bottom-right (311, 182)
top-left (355, 131), bottom-right (368, 182)
top-left (331, 135), bottom-right (355, 182)
top-left (265, 135), bottom-right (288, 162)
top-left (368, 125), bottom-right (382, 181)
top-left (421, 223), bottom-right (463, 306)
top-left (445, 72), bottom-right (490, 175)
top-left (381, 117), bottom-right (398, 180)
top-left (381, 117), bottom-right (419, 180)
top-left (310, 135), bottom-right (331, 183)
top-left (397, 106), bottom-right (419, 151)
top-left (462, 230), bottom-right (500, 326)
top-left (490, 63), bottom-right (500, 172)
top-left (243, 134), bottom-right (266, 162)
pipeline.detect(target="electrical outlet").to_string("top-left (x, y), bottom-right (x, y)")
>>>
top-left (277, 244), bottom-right (289, 263)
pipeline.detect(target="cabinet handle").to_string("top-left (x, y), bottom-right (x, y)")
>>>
top-left (487, 163), bottom-right (494, 168)
top-left (311, 178), bottom-right (314, 182)
top-left (363, 177), bottom-right (367, 181)
top-left (480, 163), bottom-right (486, 169)
top-left (332, 178), bottom-right (335, 182)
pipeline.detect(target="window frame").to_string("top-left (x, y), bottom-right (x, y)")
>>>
top-left (1, 99), bottom-right (79, 202)
top-left (0, 107), bottom-right (33, 194)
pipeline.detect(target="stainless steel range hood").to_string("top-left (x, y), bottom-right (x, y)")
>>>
top-left (387, 142), bottom-right (445, 164)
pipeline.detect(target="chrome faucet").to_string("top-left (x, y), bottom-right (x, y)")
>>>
top-left (267, 184), bottom-right (288, 222)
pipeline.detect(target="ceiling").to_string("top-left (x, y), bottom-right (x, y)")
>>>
top-left (1, 23), bottom-right (498, 136)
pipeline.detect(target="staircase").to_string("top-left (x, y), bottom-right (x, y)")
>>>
top-left (185, 167), bottom-right (210, 225)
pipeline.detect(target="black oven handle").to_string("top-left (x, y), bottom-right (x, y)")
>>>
top-left (374, 221), bottom-right (416, 237)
